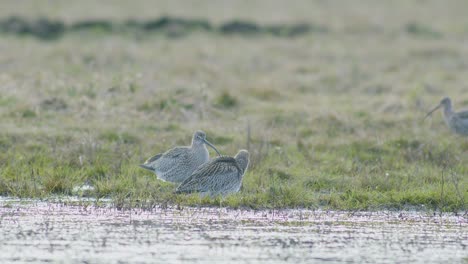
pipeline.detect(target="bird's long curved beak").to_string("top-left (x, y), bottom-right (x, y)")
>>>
top-left (424, 104), bottom-right (442, 120)
top-left (139, 164), bottom-right (153, 171)
top-left (203, 139), bottom-right (221, 156)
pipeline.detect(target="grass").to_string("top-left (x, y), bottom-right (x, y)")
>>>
top-left (0, 0), bottom-right (467, 211)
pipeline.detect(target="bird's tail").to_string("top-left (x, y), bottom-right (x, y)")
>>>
top-left (139, 164), bottom-right (153, 171)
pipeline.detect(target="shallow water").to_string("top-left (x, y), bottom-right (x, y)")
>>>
top-left (0, 198), bottom-right (466, 264)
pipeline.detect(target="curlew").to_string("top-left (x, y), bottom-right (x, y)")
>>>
top-left (424, 97), bottom-right (468, 136)
top-left (139, 130), bottom-right (221, 183)
top-left (175, 149), bottom-right (250, 197)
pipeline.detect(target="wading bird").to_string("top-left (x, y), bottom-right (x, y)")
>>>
top-left (139, 130), bottom-right (221, 183)
top-left (424, 97), bottom-right (468, 136)
top-left (175, 150), bottom-right (250, 197)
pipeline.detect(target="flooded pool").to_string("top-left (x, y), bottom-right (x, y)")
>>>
top-left (0, 198), bottom-right (466, 263)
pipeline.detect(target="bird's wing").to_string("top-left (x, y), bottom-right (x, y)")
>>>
top-left (142, 147), bottom-right (189, 173)
top-left (156, 147), bottom-right (191, 172)
top-left (162, 147), bottom-right (189, 159)
top-left (176, 157), bottom-right (239, 193)
top-left (144, 153), bottom-right (163, 164)
top-left (456, 110), bottom-right (468, 119)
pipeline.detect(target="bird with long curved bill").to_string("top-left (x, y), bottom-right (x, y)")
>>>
top-left (424, 97), bottom-right (468, 136)
top-left (139, 130), bottom-right (221, 183)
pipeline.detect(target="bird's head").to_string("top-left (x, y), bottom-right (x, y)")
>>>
top-left (235, 149), bottom-right (250, 172)
top-left (192, 130), bottom-right (221, 156)
top-left (424, 97), bottom-right (452, 120)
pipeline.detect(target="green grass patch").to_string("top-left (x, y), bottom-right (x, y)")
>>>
top-left (0, 129), bottom-right (466, 211)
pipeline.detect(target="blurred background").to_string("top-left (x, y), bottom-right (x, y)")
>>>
top-left (0, 3), bottom-right (467, 263)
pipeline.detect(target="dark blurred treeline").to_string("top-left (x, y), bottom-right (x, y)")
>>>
top-left (0, 16), bottom-right (328, 40)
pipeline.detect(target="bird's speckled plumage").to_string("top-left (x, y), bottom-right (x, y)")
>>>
top-left (176, 150), bottom-right (250, 197)
top-left (139, 131), bottom-right (221, 183)
top-left (425, 97), bottom-right (468, 136)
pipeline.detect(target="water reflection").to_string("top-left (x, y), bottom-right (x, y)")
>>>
top-left (0, 198), bottom-right (466, 263)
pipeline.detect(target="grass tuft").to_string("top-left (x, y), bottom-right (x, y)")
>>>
top-left (214, 91), bottom-right (238, 108)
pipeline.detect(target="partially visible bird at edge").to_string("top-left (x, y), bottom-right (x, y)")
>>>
top-left (424, 97), bottom-right (468, 136)
top-left (139, 130), bottom-right (221, 183)
top-left (175, 149), bottom-right (250, 197)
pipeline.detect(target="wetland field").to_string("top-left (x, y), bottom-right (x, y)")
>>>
top-left (0, 0), bottom-right (467, 263)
